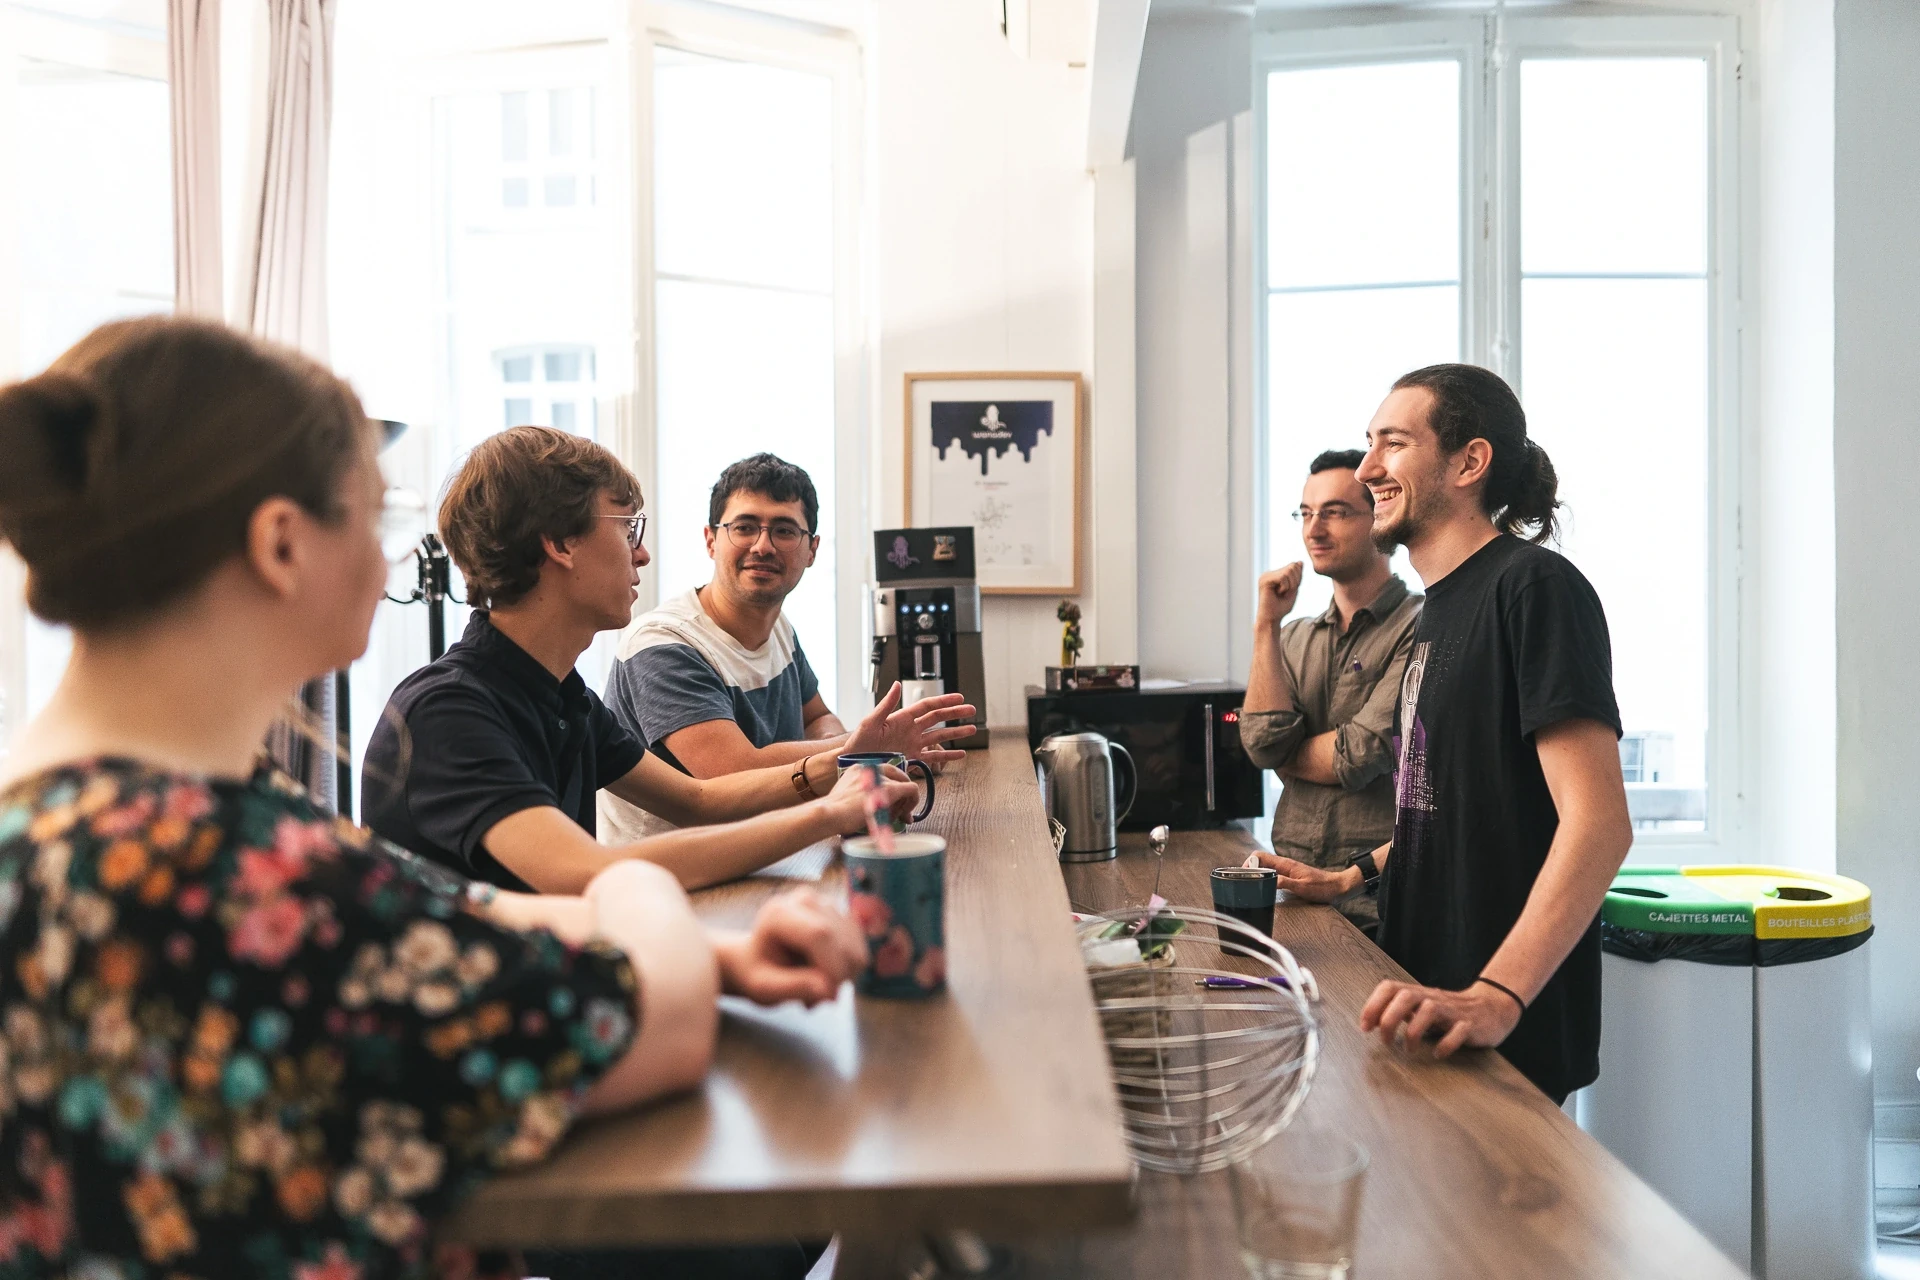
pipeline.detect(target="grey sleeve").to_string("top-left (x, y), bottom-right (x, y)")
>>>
top-left (1330, 623), bottom-right (1415, 792)
top-left (618, 643), bottom-right (738, 745)
top-left (1240, 710), bottom-right (1307, 771)
top-left (1240, 625), bottom-right (1307, 769)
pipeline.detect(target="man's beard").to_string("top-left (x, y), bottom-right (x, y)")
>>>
top-left (1370, 491), bottom-right (1425, 554)
top-left (731, 561), bottom-right (789, 606)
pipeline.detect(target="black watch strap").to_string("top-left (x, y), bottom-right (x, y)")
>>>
top-left (1350, 850), bottom-right (1381, 892)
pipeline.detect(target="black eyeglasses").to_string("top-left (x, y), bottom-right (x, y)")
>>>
top-left (715, 518), bottom-right (814, 550)
top-left (597, 512), bottom-right (648, 549)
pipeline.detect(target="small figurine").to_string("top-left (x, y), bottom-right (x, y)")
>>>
top-left (1057, 599), bottom-right (1083, 669)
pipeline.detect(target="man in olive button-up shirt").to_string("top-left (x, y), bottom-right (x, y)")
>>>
top-left (1241, 450), bottom-right (1422, 930)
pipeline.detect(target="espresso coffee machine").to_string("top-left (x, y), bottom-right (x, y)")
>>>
top-left (869, 526), bottom-right (990, 748)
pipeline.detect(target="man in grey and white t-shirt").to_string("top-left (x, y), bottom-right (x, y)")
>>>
top-left (600, 453), bottom-right (975, 840)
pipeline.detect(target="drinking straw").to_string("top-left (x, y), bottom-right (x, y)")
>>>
top-left (858, 766), bottom-right (896, 854)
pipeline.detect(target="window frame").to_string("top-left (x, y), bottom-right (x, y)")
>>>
top-left (626, 1), bottom-right (867, 713)
top-left (495, 341), bottom-right (599, 435)
top-left (1253, 12), bottom-right (1745, 857)
top-left (0, 3), bottom-right (170, 757)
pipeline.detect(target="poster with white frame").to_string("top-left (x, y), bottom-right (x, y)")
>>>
top-left (904, 372), bottom-right (1084, 594)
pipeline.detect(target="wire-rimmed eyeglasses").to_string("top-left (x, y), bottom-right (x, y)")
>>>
top-left (598, 512), bottom-right (649, 549)
top-left (1289, 504), bottom-right (1368, 525)
top-left (714, 518), bottom-right (814, 550)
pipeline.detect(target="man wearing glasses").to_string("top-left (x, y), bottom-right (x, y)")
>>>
top-left (362, 429), bottom-right (931, 896)
top-left (600, 453), bottom-right (975, 840)
top-left (1240, 448), bottom-right (1422, 934)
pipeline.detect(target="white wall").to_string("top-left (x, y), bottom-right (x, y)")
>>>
top-left (1833, 0), bottom-right (1920, 1114)
top-left (1752, 0), bottom-right (1837, 879)
top-left (1130, 11), bottom-right (1252, 683)
top-left (871, 1), bottom-right (1105, 729)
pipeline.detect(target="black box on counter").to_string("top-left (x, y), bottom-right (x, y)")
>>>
top-left (1044, 664), bottom-right (1141, 694)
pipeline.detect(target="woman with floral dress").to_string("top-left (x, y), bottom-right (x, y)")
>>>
top-left (0, 317), bottom-right (869, 1279)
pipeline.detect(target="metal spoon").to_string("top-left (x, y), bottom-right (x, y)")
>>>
top-left (1148, 824), bottom-right (1171, 902)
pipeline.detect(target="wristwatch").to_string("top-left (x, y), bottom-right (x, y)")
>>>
top-left (1349, 850), bottom-right (1381, 894)
top-left (792, 753), bottom-right (820, 798)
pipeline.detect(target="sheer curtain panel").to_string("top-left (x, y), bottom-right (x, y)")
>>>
top-left (244, 0), bottom-right (340, 807)
top-left (169, 0), bottom-right (223, 318)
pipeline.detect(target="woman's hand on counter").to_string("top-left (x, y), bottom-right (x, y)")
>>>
top-left (1358, 978), bottom-right (1522, 1057)
top-left (1243, 851), bottom-right (1364, 902)
top-left (712, 887), bottom-right (870, 1008)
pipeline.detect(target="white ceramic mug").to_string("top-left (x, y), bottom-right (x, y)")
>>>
top-left (901, 678), bottom-right (946, 705)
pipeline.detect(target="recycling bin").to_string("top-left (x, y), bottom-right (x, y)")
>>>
top-left (1580, 865), bottom-right (1873, 1279)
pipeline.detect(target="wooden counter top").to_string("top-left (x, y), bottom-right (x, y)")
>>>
top-left (444, 744), bottom-right (1134, 1247)
top-left (833, 827), bottom-right (1748, 1279)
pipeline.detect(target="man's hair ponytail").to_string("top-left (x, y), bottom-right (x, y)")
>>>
top-left (1390, 363), bottom-right (1560, 544)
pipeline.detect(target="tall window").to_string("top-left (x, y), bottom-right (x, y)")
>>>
top-left (1259, 16), bottom-right (1734, 843)
top-left (497, 343), bottom-right (598, 434)
top-left (648, 45), bottom-right (841, 710)
top-left (1, 2), bottom-right (172, 750)
top-left (499, 87), bottom-right (596, 211)
top-left (329, 4), bottom-right (860, 808)
top-left (330, 10), bottom-right (627, 793)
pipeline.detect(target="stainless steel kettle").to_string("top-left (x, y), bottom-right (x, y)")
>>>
top-left (1034, 731), bottom-right (1137, 862)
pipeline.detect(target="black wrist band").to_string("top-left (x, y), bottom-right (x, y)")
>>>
top-left (1474, 975), bottom-right (1528, 1015)
top-left (1348, 850), bottom-right (1380, 892)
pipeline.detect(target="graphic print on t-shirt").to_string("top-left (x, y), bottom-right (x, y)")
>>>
top-left (1394, 639), bottom-right (1436, 847)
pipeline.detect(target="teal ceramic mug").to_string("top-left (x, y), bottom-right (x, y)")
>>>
top-left (836, 751), bottom-right (936, 822)
top-left (845, 833), bottom-right (947, 998)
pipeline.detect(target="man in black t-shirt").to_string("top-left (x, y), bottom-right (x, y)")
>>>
top-left (1252, 364), bottom-right (1631, 1103)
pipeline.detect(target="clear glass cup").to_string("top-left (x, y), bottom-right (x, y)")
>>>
top-left (1230, 1125), bottom-right (1368, 1280)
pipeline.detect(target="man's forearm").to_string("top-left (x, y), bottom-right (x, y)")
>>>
top-left (1243, 624), bottom-right (1298, 715)
top-left (671, 733), bottom-right (846, 779)
top-left (1279, 732), bottom-right (1339, 785)
top-left (684, 754), bottom-right (835, 822)
top-left (1325, 840), bottom-right (1389, 896)
top-left (805, 714), bottom-right (847, 740)
top-left (620, 800), bottom-right (840, 891)
top-left (1479, 812), bottom-right (1630, 1003)
top-left (635, 752), bottom-right (836, 827)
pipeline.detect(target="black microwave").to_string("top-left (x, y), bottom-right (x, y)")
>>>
top-left (1024, 683), bottom-right (1265, 831)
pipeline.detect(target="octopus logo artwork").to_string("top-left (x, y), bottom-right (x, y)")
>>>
top-left (887, 535), bottom-right (919, 570)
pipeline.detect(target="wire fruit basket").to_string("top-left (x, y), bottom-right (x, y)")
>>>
top-left (1079, 904), bottom-right (1320, 1175)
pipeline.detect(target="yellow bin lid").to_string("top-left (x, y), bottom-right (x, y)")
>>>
top-left (1677, 866), bottom-right (1871, 941)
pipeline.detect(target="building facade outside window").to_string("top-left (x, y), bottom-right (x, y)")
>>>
top-left (498, 343), bottom-right (598, 434)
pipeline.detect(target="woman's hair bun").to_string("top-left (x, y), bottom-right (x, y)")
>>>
top-left (0, 370), bottom-right (110, 515)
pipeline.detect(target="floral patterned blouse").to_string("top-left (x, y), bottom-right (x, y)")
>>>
top-left (0, 758), bottom-right (639, 1280)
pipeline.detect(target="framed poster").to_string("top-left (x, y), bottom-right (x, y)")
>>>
top-left (904, 371), bottom-right (1084, 594)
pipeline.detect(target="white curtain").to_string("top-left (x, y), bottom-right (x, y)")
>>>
top-left (240, 0), bottom-right (334, 357)
top-left (169, 0), bottom-right (224, 317)
top-left (242, 0), bottom-right (339, 808)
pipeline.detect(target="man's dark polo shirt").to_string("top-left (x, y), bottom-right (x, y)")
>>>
top-left (361, 612), bottom-right (648, 892)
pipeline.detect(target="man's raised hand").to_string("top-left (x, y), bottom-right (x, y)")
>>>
top-left (845, 681), bottom-right (978, 764)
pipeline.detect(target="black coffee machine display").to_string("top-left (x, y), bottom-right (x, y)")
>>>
top-left (869, 526), bottom-right (990, 749)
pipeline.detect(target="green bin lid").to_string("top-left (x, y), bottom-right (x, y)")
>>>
top-left (1605, 867), bottom-right (1753, 936)
top-left (1604, 865), bottom-right (1871, 939)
